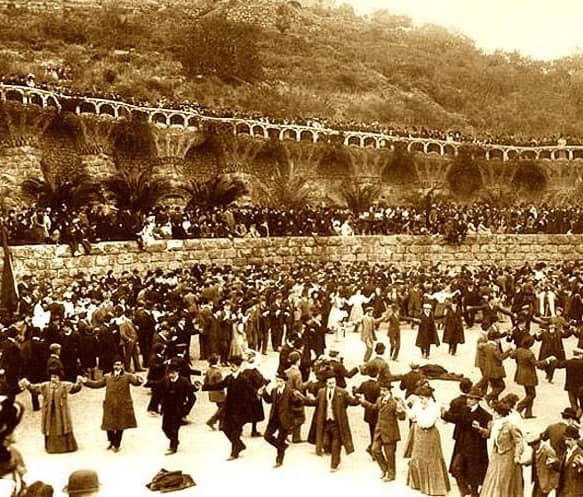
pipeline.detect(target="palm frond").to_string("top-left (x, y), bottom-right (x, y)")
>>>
top-left (339, 181), bottom-right (381, 213)
top-left (103, 169), bottom-right (176, 214)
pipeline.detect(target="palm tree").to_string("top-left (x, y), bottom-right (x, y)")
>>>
top-left (339, 181), bottom-right (381, 213)
top-left (102, 169), bottom-right (176, 216)
top-left (180, 174), bottom-right (249, 210)
top-left (258, 163), bottom-right (316, 209)
top-left (21, 162), bottom-right (101, 210)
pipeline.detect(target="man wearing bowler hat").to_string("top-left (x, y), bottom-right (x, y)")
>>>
top-left (557, 425), bottom-right (583, 497)
top-left (480, 328), bottom-right (513, 404)
top-left (262, 371), bottom-right (301, 467)
top-left (357, 380), bottom-right (406, 482)
top-left (541, 407), bottom-right (581, 460)
top-left (159, 362), bottom-right (196, 455)
top-left (442, 385), bottom-right (492, 497)
top-left (63, 469), bottom-right (101, 497)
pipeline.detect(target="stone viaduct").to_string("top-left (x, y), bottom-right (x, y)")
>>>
top-left (1, 83), bottom-right (581, 162)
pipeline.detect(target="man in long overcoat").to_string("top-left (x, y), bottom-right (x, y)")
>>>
top-left (413, 303), bottom-right (440, 359)
top-left (441, 385), bottom-right (492, 497)
top-left (158, 362), bottom-right (197, 455)
top-left (82, 358), bottom-right (144, 452)
top-left (302, 373), bottom-right (360, 472)
top-left (202, 356), bottom-right (257, 460)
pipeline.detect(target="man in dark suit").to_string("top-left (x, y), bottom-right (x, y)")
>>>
top-left (262, 372), bottom-right (302, 467)
top-left (480, 329), bottom-right (513, 404)
top-left (159, 363), bottom-right (197, 455)
top-left (202, 356), bottom-right (257, 460)
top-left (358, 380), bottom-right (405, 481)
top-left (442, 385), bottom-right (492, 497)
top-left (554, 348), bottom-right (583, 417)
top-left (557, 425), bottom-right (583, 497)
top-left (412, 303), bottom-right (439, 359)
top-left (353, 363), bottom-right (380, 457)
top-left (301, 372), bottom-right (360, 472)
top-left (541, 407), bottom-right (581, 460)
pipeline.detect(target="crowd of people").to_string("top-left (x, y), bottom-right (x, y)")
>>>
top-left (5, 202), bottom-right (583, 249)
top-left (1, 74), bottom-right (580, 148)
top-left (1, 258), bottom-right (583, 494)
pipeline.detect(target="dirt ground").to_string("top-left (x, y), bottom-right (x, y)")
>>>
top-left (13, 319), bottom-right (572, 497)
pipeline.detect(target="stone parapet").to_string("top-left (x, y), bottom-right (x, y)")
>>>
top-left (2, 235), bottom-right (583, 284)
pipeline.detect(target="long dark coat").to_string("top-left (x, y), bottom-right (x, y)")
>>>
top-left (442, 307), bottom-right (465, 346)
top-left (511, 347), bottom-right (546, 386)
top-left (85, 373), bottom-right (142, 431)
top-left (240, 367), bottom-right (268, 423)
top-left (203, 373), bottom-right (257, 427)
top-left (442, 401), bottom-right (492, 488)
top-left (306, 386), bottom-right (360, 455)
top-left (415, 313), bottom-right (439, 349)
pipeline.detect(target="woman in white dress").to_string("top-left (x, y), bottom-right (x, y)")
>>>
top-left (405, 384), bottom-right (450, 496)
top-left (326, 293), bottom-right (348, 341)
top-left (348, 288), bottom-right (372, 329)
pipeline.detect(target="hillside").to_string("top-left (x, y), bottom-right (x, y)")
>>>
top-left (0, 0), bottom-right (582, 139)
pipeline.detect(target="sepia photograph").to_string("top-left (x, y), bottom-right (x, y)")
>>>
top-left (1, 0), bottom-right (583, 496)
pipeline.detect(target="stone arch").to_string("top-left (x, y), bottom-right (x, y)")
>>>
top-left (507, 149), bottom-right (519, 161)
top-left (363, 136), bottom-right (376, 148)
top-left (46, 95), bottom-right (60, 110)
top-left (252, 125), bottom-right (266, 138)
top-left (346, 135), bottom-right (361, 147)
top-left (539, 150), bottom-right (552, 160)
top-left (573, 149), bottom-right (583, 160)
top-left (29, 93), bottom-right (43, 108)
top-left (99, 103), bottom-right (116, 118)
top-left (236, 122), bottom-right (251, 135)
top-left (426, 142), bottom-right (442, 155)
top-left (281, 128), bottom-right (296, 141)
top-left (78, 101), bottom-right (97, 114)
top-left (169, 114), bottom-right (185, 127)
top-left (300, 129), bottom-right (314, 142)
top-left (409, 142), bottom-right (424, 153)
top-left (151, 112), bottom-right (168, 126)
top-left (554, 149), bottom-right (569, 160)
top-left (488, 149), bottom-right (504, 161)
top-left (443, 144), bottom-right (456, 156)
top-left (520, 150), bottom-right (537, 160)
top-left (5, 89), bottom-right (24, 104)
top-left (187, 116), bottom-right (199, 129)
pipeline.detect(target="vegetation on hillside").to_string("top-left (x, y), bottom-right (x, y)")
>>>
top-left (1, 2), bottom-right (582, 139)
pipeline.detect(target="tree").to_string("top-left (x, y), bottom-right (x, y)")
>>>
top-left (102, 169), bottom-right (176, 216)
top-left (180, 174), bottom-right (249, 210)
top-left (258, 163), bottom-right (316, 209)
top-left (338, 181), bottom-right (381, 213)
top-left (21, 162), bottom-right (101, 211)
top-left (177, 16), bottom-right (264, 83)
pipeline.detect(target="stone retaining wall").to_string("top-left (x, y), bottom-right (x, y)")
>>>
top-left (2, 235), bottom-right (582, 284)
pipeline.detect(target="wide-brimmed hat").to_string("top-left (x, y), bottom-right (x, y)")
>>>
top-left (466, 386), bottom-right (483, 400)
top-left (562, 407), bottom-right (581, 421)
top-left (564, 425), bottom-right (581, 440)
top-left (63, 469), bottom-right (100, 495)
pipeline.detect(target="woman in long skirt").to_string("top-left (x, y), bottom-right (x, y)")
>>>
top-left (20, 367), bottom-right (83, 453)
top-left (405, 384), bottom-right (450, 496)
top-left (479, 399), bottom-right (524, 497)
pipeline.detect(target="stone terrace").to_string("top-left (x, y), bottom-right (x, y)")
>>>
top-left (3, 235), bottom-right (582, 283)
